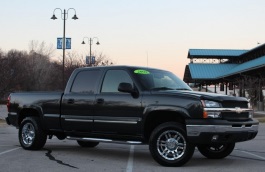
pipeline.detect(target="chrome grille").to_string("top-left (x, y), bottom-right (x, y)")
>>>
top-left (221, 101), bottom-right (248, 108)
top-left (221, 112), bottom-right (249, 121)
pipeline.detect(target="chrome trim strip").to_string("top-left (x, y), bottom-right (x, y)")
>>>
top-left (186, 124), bottom-right (259, 136)
top-left (64, 119), bottom-right (93, 122)
top-left (94, 120), bottom-right (137, 124)
top-left (67, 137), bottom-right (143, 145)
top-left (9, 112), bottom-right (17, 116)
top-left (204, 108), bottom-right (253, 113)
top-left (44, 114), bottom-right (60, 118)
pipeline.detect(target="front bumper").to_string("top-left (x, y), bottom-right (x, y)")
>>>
top-left (186, 118), bottom-right (259, 144)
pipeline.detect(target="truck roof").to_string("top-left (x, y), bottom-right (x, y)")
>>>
top-left (77, 65), bottom-right (165, 71)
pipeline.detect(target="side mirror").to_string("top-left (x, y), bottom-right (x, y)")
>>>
top-left (118, 82), bottom-right (139, 98)
top-left (118, 82), bottom-right (134, 93)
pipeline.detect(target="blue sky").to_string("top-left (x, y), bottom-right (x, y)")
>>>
top-left (1, 0), bottom-right (265, 77)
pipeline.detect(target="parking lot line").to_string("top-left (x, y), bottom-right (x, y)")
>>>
top-left (0, 147), bottom-right (21, 156)
top-left (235, 149), bottom-right (265, 160)
top-left (126, 145), bottom-right (135, 172)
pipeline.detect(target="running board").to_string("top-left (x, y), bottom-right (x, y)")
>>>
top-left (67, 136), bottom-right (143, 145)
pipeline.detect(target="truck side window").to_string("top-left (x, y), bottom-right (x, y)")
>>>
top-left (71, 70), bottom-right (100, 94)
top-left (101, 70), bottom-right (133, 93)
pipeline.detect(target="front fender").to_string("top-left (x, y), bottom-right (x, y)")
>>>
top-left (143, 105), bottom-right (190, 120)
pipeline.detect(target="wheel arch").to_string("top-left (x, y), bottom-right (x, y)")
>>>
top-left (19, 116), bottom-right (47, 150)
top-left (143, 106), bottom-right (190, 141)
top-left (18, 107), bottom-right (43, 126)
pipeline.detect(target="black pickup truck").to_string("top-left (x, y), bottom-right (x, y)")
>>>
top-left (6, 65), bottom-right (259, 166)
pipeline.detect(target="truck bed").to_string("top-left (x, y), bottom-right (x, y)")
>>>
top-left (7, 91), bottom-right (63, 128)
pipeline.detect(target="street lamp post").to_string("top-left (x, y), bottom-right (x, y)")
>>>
top-left (81, 37), bottom-right (100, 66)
top-left (51, 8), bottom-right (78, 89)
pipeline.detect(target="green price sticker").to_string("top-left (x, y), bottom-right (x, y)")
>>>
top-left (134, 69), bottom-right (150, 74)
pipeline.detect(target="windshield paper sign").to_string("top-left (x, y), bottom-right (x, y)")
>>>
top-left (134, 69), bottom-right (150, 74)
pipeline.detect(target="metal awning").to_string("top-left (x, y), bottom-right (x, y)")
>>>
top-left (188, 49), bottom-right (248, 59)
top-left (188, 63), bottom-right (237, 79)
top-left (184, 55), bottom-right (265, 83)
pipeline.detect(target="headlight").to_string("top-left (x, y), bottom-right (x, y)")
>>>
top-left (201, 100), bottom-right (221, 108)
top-left (201, 100), bottom-right (222, 118)
top-left (247, 99), bottom-right (252, 108)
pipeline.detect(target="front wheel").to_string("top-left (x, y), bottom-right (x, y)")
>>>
top-left (19, 117), bottom-right (47, 150)
top-left (149, 122), bottom-right (195, 167)
top-left (197, 143), bottom-right (235, 159)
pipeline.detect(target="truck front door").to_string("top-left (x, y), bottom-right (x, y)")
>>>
top-left (94, 69), bottom-right (142, 136)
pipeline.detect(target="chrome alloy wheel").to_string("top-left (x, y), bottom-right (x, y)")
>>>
top-left (157, 130), bottom-right (186, 160)
top-left (21, 123), bottom-right (35, 146)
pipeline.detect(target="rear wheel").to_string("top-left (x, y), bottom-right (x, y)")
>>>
top-left (149, 122), bottom-right (195, 167)
top-left (19, 117), bottom-right (47, 150)
top-left (77, 141), bottom-right (99, 148)
top-left (197, 143), bottom-right (235, 159)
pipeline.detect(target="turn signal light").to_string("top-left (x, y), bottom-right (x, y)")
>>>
top-left (203, 111), bottom-right (221, 118)
top-left (203, 111), bottom-right (208, 118)
top-left (7, 96), bottom-right (10, 112)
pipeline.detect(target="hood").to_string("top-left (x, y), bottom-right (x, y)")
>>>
top-left (152, 90), bottom-right (248, 102)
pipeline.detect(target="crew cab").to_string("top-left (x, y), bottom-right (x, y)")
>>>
top-left (6, 66), bottom-right (259, 166)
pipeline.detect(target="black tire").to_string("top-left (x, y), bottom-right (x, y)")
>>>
top-left (197, 143), bottom-right (235, 159)
top-left (77, 141), bottom-right (99, 148)
top-left (19, 117), bottom-right (47, 150)
top-left (149, 122), bottom-right (195, 167)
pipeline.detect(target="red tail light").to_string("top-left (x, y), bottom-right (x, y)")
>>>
top-left (7, 95), bottom-right (10, 112)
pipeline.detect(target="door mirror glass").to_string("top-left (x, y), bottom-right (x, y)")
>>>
top-left (118, 82), bottom-right (134, 93)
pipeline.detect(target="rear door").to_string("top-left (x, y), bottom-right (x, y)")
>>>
top-left (61, 69), bottom-right (101, 132)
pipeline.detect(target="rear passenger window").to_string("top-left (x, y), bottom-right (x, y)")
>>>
top-left (71, 70), bottom-right (100, 94)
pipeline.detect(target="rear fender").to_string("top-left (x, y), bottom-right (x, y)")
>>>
top-left (18, 105), bottom-right (45, 128)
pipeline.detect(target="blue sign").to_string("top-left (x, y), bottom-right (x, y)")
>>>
top-left (91, 56), bottom-right (95, 64)
top-left (66, 38), bottom-right (71, 49)
top-left (86, 56), bottom-right (95, 65)
top-left (86, 56), bottom-right (90, 64)
top-left (57, 37), bottom-right (71, 49)
top-left (57, 38), bottom-right (63, 49)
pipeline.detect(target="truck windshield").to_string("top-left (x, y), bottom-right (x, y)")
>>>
top-left (132, 69), bottom-right (192, 91)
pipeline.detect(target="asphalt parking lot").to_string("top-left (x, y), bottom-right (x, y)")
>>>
top-left (0, 123), bottom-right (264, 172)
top-left (1, 105), bottom-right (265, 172)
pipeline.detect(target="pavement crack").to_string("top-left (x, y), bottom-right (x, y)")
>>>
top-left (43, 148), bottom-right (79, 169)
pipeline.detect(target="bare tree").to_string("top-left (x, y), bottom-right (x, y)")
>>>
top-left (93, 51), bottom-right (114, 66)
top-left (241, 75), bottom-right (264, 108)
top-left (28, 40), bottom-right (55, 58)
top-left (26, 51), bottom-right (55, 90)
top-left (0, 45), bottom-right (114, 100)
top-left (0, 50), bottom-right (28, 97)
top-left (57, 51), bottom-right (114, 83)
top-left (64, 51), bottom-right (85, 82)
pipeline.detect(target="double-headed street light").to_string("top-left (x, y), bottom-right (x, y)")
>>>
top-left (81, 37), bottom-right (100, 66)
top-left (51, 8), bottom-right (78, 89)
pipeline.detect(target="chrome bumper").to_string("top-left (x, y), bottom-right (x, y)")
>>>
top-left (187, 124), bottom-right (259, 137)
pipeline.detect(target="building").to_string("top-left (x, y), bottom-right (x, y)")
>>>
top-left (183, 44), bottom-right (265, 106)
